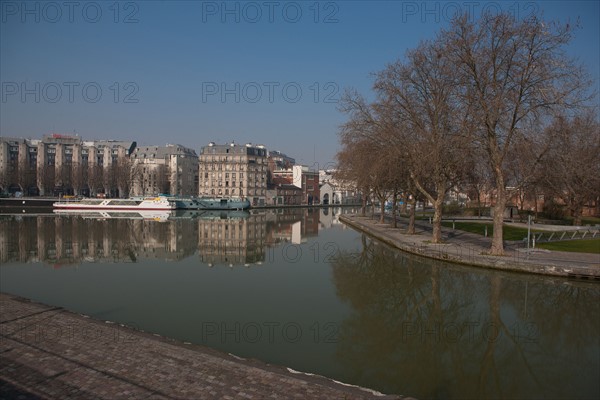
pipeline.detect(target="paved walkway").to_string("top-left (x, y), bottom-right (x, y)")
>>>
top-left (0, 293), bottom-right (405, 400)
top-left (340, 214), bottom-right (600, 279)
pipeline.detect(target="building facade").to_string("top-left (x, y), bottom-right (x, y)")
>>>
top-left (319, 169), bottom-right (361, 205)
top-left (198, 142), bottom-right (268, 206)
top-left (130, 144), bottom-right (199, 196)
top-left (265, 183), bottom-right (303, 206)
top-left (272, 165), bottom-right (320, 205)
top-left (267, 150), bottom-right (295, 173)
top-left (0, 134), bottom-right (135, 196)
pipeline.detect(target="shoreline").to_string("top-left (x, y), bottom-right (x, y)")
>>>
top-left (0, 197), bottom-right (361, 211)
top-left (339, 214), bottom-right (600, 280)
top-left (0, 292), bottom-right (405, 400)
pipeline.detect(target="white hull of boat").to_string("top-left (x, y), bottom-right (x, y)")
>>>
top-left (53, 197), bottom-right (175, 211)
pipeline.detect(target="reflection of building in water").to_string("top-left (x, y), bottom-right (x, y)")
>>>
top-left (0, 215), bottom-right (198, 266)
top-left (130, 218), bottom-right (198, 261)
top-left (264, 209), bottom-right (320, 246)
top-left (197, 213), bottom-right (266, 266)
top-left (0, 210), bottom-right (329, 267)
top-left (319, 207), bottom-right (344, 230)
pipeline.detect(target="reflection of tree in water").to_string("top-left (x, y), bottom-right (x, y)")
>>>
top-left (331, 235), bottom-right (599, 399)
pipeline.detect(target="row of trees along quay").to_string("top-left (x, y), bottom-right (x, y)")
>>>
top-left (335, 13), bottom-right (599, 256)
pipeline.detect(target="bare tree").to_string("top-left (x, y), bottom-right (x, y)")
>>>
top-left (16, 155), bottom-right (35, 194)
top-left (111, 157), bottom-right (133, 198)
top-left (445, 13), bottom-right (591, 254)
top-left (375, 39), bottom-right (469, 243)
top-left (71, 162), bottom-right (84, 196)
top-left (505, 130), bottom-right (550, 219)
top-left (87, 164), bottom-right (104, 197)
top-left (337, 91), bottom-right (384, 217)
top-left (0, 168), bottom-right (7, 193)
top-left (37, 165), bottom-right (55, 196)
top-left (130, 161), bottom-right (144, 196)
top-left (542, 111), bottom-right (600, 225)
top-left (462, 150), bottom-right (492, 217)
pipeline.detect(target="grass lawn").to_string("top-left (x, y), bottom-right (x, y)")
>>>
top-left (537, 239), bottom-right (600, 254)
top-left (441, 221), bottom-right (539, 241)
top-left (443, 221), bottom-right (600, 253)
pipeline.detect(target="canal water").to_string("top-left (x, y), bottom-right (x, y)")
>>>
top-left (1, 208), bottom-right (598, 399)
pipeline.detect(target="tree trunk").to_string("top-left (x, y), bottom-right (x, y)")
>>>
top-left (391, 191), bottom-right (398, 228)
top-left (533, 189), bottom-right (539, 220)
top-left (572, 203), bottom-right (583, 226)
top-left (400, 194), bottom-right (407, 215)
top-left (361, 192), bottom-right (367, 216)
top-left (379, 195), bottom-right (386, 224)
top-left (408, 196), bottom-right (416, 234)
top-left (371, 194), bottom-right (375, 219)
top-left (490, 187), bottom-right (506, 255)
top-left (432, 197), bottom-right (444, 243)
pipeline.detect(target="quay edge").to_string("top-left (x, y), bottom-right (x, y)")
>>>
top-left (339, 215), bottom-right (600, 280)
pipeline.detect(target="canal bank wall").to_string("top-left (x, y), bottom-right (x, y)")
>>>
top-left (0, 293), bottom-right (405, 400)
top-left (339, 215), bottom-right (600, 280)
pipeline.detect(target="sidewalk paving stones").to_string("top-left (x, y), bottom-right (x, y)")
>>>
top-left (1, 293), bottom-right (407, 400)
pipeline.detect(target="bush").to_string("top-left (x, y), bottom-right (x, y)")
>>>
top-left (463, 206), bottom-right (490, 217)
top-left (542, 199), bottom-right (566, 220)
top-left (443, 201), bottom-right (462, 216)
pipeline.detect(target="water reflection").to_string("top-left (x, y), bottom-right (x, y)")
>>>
top-left (0, 208), bottom-right (345, 266)
top-left (0, 210), bottom-right (598, 399)
top-left (331, 236), bottom-right (600, 399)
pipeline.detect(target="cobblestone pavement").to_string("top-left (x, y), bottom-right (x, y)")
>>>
top-left (0, 293), bottom-right (406, 400)
top-left (340, 215), bottom-right (599, 279)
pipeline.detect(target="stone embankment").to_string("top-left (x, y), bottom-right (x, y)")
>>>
top-left (340, 214), bottom-right (599, 279)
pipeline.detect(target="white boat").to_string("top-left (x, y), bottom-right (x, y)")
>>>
top-left (53, 209), bottom-right (173, 222)
top-left (53, 197), bottom-right (175, 210)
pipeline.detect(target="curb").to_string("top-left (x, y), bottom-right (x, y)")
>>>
top-left (339, 215), bottom-right (600, 280)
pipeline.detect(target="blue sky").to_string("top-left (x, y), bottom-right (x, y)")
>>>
top-left (1, 1), bottom-right (598, 169)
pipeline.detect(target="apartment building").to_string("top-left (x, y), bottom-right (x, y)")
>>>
top-left (130, 144), bottom-right (199, 196)
top-left (0, 134), bottom-right (135, 196)
top-left (272, 165), bottom-right (320, 205)
top-left (198, 142), bottom-right (268, 206)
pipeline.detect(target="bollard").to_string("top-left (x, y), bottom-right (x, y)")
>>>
top-left (484, 225), bottom-right (488, 237)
